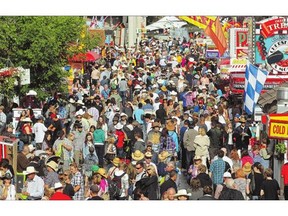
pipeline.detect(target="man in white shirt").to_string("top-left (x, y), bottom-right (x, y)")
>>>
top-left (32, 115), bottom-right (47, 150)
top-left (22, 166), bottom-right (44, 200)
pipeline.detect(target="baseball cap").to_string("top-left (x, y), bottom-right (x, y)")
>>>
top-left (223, 172), bottom-right (232, 178)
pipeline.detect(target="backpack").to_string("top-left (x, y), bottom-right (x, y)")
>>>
top-left (108, 172), bottom-right (126, 199)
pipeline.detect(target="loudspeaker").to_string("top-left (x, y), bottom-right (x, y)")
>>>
top-left (16, 173), bottom-right (26, 193)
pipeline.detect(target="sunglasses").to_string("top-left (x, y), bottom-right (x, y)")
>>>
top-left (135, 167), bottom-right (142, 170)
top-left (64, 174), bottom-right (68, 176)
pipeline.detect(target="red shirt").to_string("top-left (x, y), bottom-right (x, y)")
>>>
top-left (50, 192), bottom-right (72, 200)
top-left (281, 163), bottom-right (288, 185)
top-left (115, 130), bottom-right (125, 148)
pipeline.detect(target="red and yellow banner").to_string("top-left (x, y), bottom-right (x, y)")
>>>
top-left (269, 120), bottom-right (288, 139)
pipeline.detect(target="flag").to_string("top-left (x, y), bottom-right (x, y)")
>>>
top-left (204, 17), bottom-right (227, 56)
top-left (244, 63), bottom-right (268, 115)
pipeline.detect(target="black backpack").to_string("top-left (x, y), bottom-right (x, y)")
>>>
top-left (108, 172), bottom-right (126, 199)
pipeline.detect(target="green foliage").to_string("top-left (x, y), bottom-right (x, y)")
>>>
top-left (275, 142), bottom-right (287, 154)
top-left (0, 16), bottom-right (101, 100)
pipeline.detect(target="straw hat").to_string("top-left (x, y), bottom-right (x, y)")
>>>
top-left (112, 157), bottom-right (120, 167)
top-left (193, 155), bottom-right (202, 161)
top-left (239, 117), bottom-right (246, 123)
top-left (96, 168), bottom-right (108, 178)
top-left (166, 121), bottom-right (175, 131)
top-left (132, 150), bottom-right (144, 161)
top-left (161, 86), bottom-right (167, 92)
top-left (144, 151), bottom-right (153, 158)
top-left (243, 162), bottom-right (252, 175)
top-left (158, 151), bottom-right (171, 161)
top-left (47, 160), bottom-right (58, 172)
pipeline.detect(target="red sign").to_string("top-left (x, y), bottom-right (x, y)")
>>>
top-left (261, 17), bottom-right (288, 38)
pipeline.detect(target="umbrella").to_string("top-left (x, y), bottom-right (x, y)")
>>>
top-left (68, 51), bottom-right (101, 62)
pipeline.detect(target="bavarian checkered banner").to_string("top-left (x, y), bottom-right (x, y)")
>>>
top-left (244, 63), bottom-right (268, 115)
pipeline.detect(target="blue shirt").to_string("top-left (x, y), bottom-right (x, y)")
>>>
top-left (209, 158), bottom-right (226, 185)
top-left (133, 108), bottom-right (144, 124)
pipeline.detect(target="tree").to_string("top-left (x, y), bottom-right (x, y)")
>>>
top-left (0, 16), bottom-right (101, 100)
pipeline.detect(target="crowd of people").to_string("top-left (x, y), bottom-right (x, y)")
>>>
top-left (0, 34), bottom-right (287, 201)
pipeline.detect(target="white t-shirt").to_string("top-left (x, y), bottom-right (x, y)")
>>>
top-left (32, 122), bottom-right (48, 143)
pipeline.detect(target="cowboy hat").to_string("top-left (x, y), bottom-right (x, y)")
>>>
top-left (174, 189), bottom-right (191, 197)
top-left (161, 86), bottom-right (167, 92)
top-left (243, 162), bottom-right (252, 175)
top-left (114, 122), bottom-right (123, 130)
top-left (28, 144), bottom-right (35, 153)
top-left (134, 84), bottom-right (142, 89)
top-left (193, 155), bottom-right (202, 161)
top-left (112, 157), bottom-right (120, 167)
top-left (170, 90), bottom-right (177, 96)
top-left (239, 117), bottom-right (246, 123)
top-left (69, 98), bottom-right (75, 103)
top-left (132, 150), bottom-right (144, 161)
top-left (47, 160), bottom-right (58, 172)
top-left (53, 182), bottom-right (63, 190)
top-left (144, 151), bottom-right (153, 158)
top-left (75, 109), bottom-right (85, 116)
top-left (120, 113), bottom-right (128, 118)
top-left (96, 168), bottom-right (108, 178)
top-left (158, 151), bottom-right (171, 161)
top-left (23, 166), bottom-right (38, 175)
top-left (166, 121), bottom-right (175, 131)
top-left (26, 90), bottom-right (37, 96)
top-left (76, 100), bottom-right (85, 106)
top-left (21, 117), bottom-right (32, 122)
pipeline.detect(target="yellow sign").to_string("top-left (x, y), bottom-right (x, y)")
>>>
top-left (269, 120), bottom-right (288, 139)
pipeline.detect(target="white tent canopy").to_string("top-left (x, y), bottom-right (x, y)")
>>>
top-left (146, 16), bottom-right (187, 31)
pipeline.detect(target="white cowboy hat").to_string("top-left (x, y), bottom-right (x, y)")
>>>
top-left (112, 66), bottom-right (118, 71)
top-left (188, 57), bottom-right (195, 62)
top-left (170, 90), bottom-right (177, 96)
top-left (134, 84), bottom-right (142, 89)
top-left (69, 98), bottom-right (75, 103)
top-left (120, 113), bottom-right (128, 118)
top-left (23, 166), bottom-right (38, 175)
top-left (174, 189), bottom-right (191, 197)
top-left (76, 100), bottom-right (85, 105)
top-left (53, 182), bottom-right (63, 190)
top-left (75, 109), bottom-right (85, 116)
top-left (114, 122), bottom-right (123, 130)
top-left (28, 144), bottom-right (35, 153)
top-left (26, 90), bottom-right (37, 96)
